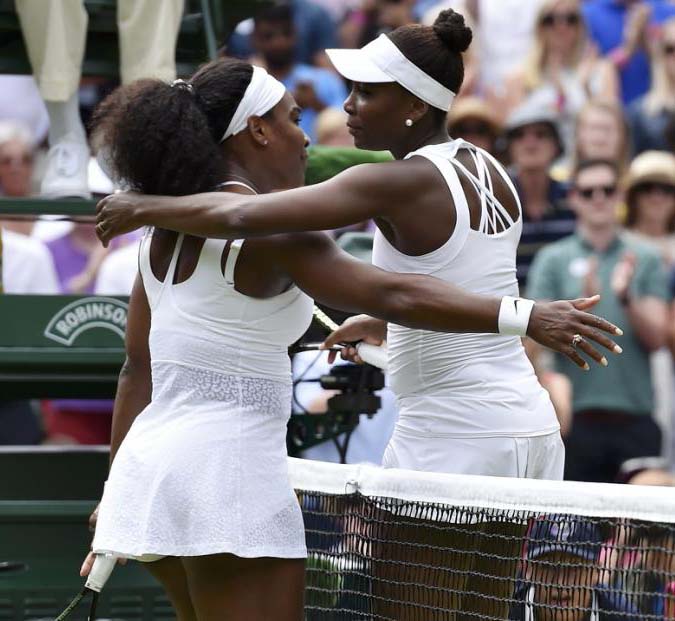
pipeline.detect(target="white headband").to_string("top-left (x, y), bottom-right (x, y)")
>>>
top-left (220, 66), bottom-right (286, 142)
top-left (327, 34), bottom-right (456, 112)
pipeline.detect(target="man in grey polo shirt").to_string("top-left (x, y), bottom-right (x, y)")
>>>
top-left (528, 159), bottom-right (670, 483)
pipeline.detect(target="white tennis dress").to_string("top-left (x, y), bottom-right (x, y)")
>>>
top-left (374, 140), bottom-right (564, 479)
top-left (93, 222), bottom-right (313, 559)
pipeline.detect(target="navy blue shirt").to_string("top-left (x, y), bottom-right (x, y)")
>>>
top-left (583, 0), bottom-right (675, 104)
top-left (512, 175), bottom-right (576, 289)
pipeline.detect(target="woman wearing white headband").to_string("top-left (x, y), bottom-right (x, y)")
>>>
top-left (90, 14), bottom-right (622, 619)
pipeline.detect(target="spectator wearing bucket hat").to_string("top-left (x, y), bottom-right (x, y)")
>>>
top-left (447, 96), bottom-right (502, 156)
top-left (506, 100), bottom-right (576, 287)
top-left (509, 516), bottom-right (639, 621)
top-left (623, 151), bottom-right (675, 269)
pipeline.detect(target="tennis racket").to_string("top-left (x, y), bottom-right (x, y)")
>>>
top-left (54, 554), bottom-right (117, 620)
top-left (312, 306), bottom-right (388, 370)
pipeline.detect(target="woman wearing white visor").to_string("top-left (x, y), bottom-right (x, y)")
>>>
top-left (93, 13), bottom-right (622, 617)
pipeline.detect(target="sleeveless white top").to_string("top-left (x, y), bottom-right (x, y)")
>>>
top-left (372, 140), bottom-right (558, 439)
top-left (94, 208), bottom-right (314, 559)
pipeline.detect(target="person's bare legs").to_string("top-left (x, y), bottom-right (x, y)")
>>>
top-left (145, 556), bottom-right (197, 621)
top-left (183, 554), bottom-right (305, 621)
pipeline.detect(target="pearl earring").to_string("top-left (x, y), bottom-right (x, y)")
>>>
top-left (405, 119), bottom-right (413, 127)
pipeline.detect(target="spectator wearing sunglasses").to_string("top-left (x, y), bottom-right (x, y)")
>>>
top-left (628, 17), bottom-right (675, 154)
top-left (583, 0), bottom-right (675, 105)
top-left (447, 96), bottom-right (502, 156)
top-left (622, 151), bottom-right (675, 483)
top-left (505, 101), bottom-right (575, 287)
top-left (623, 151), bottom-right (675, 267)
top-left (500, 0), bottom-right (618, 158)
top-left (528, 158), bottom-right (670, 483)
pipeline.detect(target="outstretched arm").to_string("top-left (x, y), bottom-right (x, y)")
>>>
top-left (273, 232), bottom-right (623, 369)
top-left (95, 160), bottom-right (420, 245)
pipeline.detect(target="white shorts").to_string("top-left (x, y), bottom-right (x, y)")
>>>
top-left (382, 430), bottom-right (565, 480)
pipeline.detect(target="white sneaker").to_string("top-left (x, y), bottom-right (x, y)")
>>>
top-left (40, 135), bottom-right (91, 199)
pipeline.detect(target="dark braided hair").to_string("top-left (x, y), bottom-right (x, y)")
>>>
top-left (91, 58), bottom-right (254, 196)
top-left (388, 9), bottom-right (472, 120)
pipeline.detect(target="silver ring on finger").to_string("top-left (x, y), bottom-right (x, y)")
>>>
top-left (571, 333), bottom-right (583, 348)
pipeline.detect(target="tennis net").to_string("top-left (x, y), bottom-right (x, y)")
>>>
top-left (288, 457), bottom-right (675, 621)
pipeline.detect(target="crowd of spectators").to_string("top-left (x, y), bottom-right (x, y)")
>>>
top-left (1, 0), bottom-right (675, 487)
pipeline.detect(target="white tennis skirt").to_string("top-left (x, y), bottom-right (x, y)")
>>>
top-left (93, 363), bottom-right (307, 560)
top-left (382, 427), bottom-right (565, 480)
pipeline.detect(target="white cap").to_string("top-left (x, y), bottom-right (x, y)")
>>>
top-left (326, 34), bottom-right (456, 112)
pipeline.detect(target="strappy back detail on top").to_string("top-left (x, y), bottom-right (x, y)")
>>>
top-left (371, 138), bottom-right (557, 439)
top-left (407, 139), bottom-right (521, 239)
top-left (449, 145), bottom-right (521, 236)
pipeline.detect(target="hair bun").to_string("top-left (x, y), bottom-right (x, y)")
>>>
top-left (433, 9), bottom-right (472, 54)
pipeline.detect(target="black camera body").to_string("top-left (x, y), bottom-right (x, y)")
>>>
top-left (320, 363), bottom-right (384, 418)
top-left (287, 362), bottom-right (385, 459)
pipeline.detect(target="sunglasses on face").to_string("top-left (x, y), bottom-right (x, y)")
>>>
top-left (541, 12), bottom-right (580, 27)
top-left (635, 181), bottom-right (675, 195)
top-left (575, 184), bottom-right (617, 200)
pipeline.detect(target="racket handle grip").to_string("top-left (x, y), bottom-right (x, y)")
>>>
top-left (356, 342), bottom-right (388, 370)
top-left (85, 554), bottom-right (117, 592)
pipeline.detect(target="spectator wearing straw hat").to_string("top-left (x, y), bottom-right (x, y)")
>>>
top-left (447, 96), bottom-right (502, 156)
top-left (528, 158), bottom-right (670, 483)
top-left (622, 152), bottom-right (675, 468)
top-left (509, 516), bottom-right (638, 621)
top-left (506, 101), bottom-right (576, 287)
top-left (623, 151), bottom-right (675, 268)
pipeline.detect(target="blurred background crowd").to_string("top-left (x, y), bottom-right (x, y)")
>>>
top-left (2, 0), bottom-right (675, 488)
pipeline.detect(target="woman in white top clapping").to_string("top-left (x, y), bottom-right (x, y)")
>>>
top-left (496, 0), bottom-right (618, 156)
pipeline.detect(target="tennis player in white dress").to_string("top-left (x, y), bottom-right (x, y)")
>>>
top-left (93, 224), bottom-right (313, 562)
top-left (372, 139), bottom-right (564, 479)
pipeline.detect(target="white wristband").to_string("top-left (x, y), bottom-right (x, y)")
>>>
top-left (498, 296), bottom-right (535, 337)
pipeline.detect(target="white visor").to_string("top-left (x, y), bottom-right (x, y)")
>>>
top-left (326, 34), bottom-right (456, 112)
